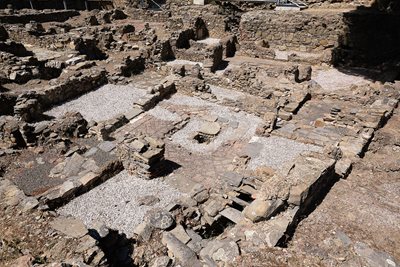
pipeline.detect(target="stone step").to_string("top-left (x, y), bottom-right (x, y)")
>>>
top-left (219, 207), bottom-right (245, 224)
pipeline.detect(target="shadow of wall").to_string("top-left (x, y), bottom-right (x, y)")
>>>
top-left (332, 2), bottom-right (400, 77)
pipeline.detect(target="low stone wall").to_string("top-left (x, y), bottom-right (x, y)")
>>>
top-left (38, 68), bottom-right (108, 110)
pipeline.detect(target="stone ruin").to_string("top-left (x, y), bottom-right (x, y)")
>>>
top-left (117, 134), bottom-right (166, 179)
top-left (0, 0), bottom-right (399, 266)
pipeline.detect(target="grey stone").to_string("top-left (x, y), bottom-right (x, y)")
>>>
top-left (98, 141), bottom-right (116, 152)
top-left (65, 146), bottom-right (80, 157)
top-left (81, 159), bottom-right (98, 172)
top-left (133, 222), bottom-right (154, 241)
top-left (199, 121), bottom-right (221, 136)
top-left (335, 230), bottom-right (352, 247)
top-left (204, 199), bottom-right (226, 217)
top-left (202, 114), bottom-right (218, 122)
top-left (151, 256), bottom-right (171, 267)
top-left (217, 116), bottom-right (229, 123)
top-left (131, 139), bottom-right (146, 152)
top-left (335, 158), bottom-right (352, 178)
top-left (83, 147), bottom-right (98, 157)
top-left (161, 232), bottom-right (202, 267)
top-left (354, 242), bottom-right (398, 267)
top-left (193, 190), bottom-right (209, 204)
top-left (219, 207), bottom-right (244, 224)
top-left (200, 239), bottom-right (240, 264)
top-left (222, 172), bottom-right (243, 187)
top-left (190, 184), bottom-right (206, 197)
top-left (149, 211), bottom-right (175, 230)
top-left (170, 224), bottom-right (191, 244)
top-left (50, 217), bottom-right (87, 238)
top-left (49, 162), bottom-right (66, 178)
top-left (63, 153), bottom-right (85, 177)
top-left (243, 199), bottom-right (284, 222)
top-left (20, 197), bottom-right (39, 212)
top-left (229, 121), bottom-right (239, 129)
top-left (137, 195), bottom-right (160, 206)
top-left (124, 108), bottom-right (143, 121)
top-left (186, 229), bottom-right (204, 253)
top-left (190, 184), bottom-right (209, 204)
top-left (66, 56), bottom-right (85, 66)
top-left (34, 121), bottom-right (50, 134)
top-left (264, 207), bottom-right (298, 247)
top-left (59, 180), bottom-right (76, 195)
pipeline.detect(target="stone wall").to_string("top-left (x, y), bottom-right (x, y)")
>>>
top-left (240, 10), bottom-right (343, 54)
top-left (239, 9), bottom-right (400, 67)
top-left (38, 68), bottom-right (108, 110)
top-left (127, 5), bottom-right (227, 38)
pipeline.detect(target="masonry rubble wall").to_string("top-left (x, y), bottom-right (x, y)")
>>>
top-left (240, 10), bottom-right (343, 54)
top-left (239, 10), bottom-right (400, 66)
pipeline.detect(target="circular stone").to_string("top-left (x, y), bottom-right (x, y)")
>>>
top-left (149, 211), bottom-right (175, 230)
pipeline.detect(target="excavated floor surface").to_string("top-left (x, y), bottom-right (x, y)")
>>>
top-left (235, 109), bottom-right (400, 267)
top-left (1, 4), bottom-right (399, 267)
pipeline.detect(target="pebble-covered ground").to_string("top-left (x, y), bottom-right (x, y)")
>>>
top-left (247, 136), bottom-right (322, 170)
top-left (58, 171), bottom-right (184, 237)
top-left (45, 84), bottom-right (148, 122)
top-left (313, 68), bottom-right (369, 91)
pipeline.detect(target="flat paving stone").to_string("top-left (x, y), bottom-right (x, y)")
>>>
top-left (50, 217), bottom-right (87, 238)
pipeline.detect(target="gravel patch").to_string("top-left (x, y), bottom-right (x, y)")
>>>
top-left (197, 38), bottom-right (221, 45)
top-left (168, 94), bottom-right (262, 154)
top-left (58, 170), bottom-right (184, 237)
top-left (313, 68), bottom-right (369, 91)
top-left (45, 84), bottom-right (147, 122)
top-left (247, 136), bottom-right (322, 170)
top-left (166, 59), bottom-right (203, 68)
top-left (274, 49), bottom-right (323, 61)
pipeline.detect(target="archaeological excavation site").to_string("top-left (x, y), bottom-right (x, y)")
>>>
top-left (0, 0), bottom-right (399, 265)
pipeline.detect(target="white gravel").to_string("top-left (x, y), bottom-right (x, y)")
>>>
top-left (58, 171), bottom-right (184, 237)
top-left (313, 68), bottom-right (369, 91)
top-left (44, 84), bottom-right (148, 122)
top-left (197, 38), bottom-right (221, 45)
top-left (167, 94), bottom-right (263, 154)
top-left (166, 59), bottom-right (203, 68)
top-left (247, 136), bottom-right (322, 170)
